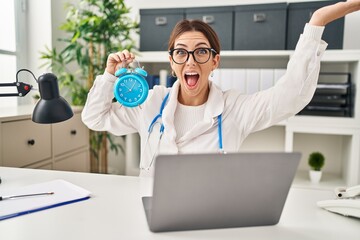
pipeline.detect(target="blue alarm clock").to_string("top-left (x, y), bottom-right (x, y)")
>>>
top-left (114, 65), bottom-right (149, 108)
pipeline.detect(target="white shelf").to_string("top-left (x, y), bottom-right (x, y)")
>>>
top-left (321, 50), bottom-right (360, 62)
top-left (0, 105), bottom-right (84, 122)
top-left (293, 171), bottom-right (345, 190)
top-left (136, 51), bottom-right (169, 63)
top-left (288, 116), bottom-right (360, 133)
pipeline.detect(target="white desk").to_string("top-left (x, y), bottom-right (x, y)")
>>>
top-left (0, 167), bottom-right (359, 240)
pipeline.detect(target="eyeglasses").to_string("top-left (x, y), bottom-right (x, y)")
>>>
top-left (169, 48), bottom-right (217, 64)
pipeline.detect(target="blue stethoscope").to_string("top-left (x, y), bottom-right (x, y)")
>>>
top-left (140, 92), bottom-right (224, 170)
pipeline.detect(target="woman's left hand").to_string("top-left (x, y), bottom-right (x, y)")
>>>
top-left (309, 0), bottom-right (360, 26)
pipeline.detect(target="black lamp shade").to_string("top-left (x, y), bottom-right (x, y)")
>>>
top-left (32, 73), bottom-right (73, 124)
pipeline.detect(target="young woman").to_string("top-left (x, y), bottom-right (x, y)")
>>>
top-left (82, 1), bottom-right (360, 177)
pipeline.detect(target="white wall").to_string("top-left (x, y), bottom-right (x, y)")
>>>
top-left (51, 0), bottom-right (79, 55)
top-left (17, 0), bottom-right (52, 105)
top-left (25, 0), bottom-right (76, 85)
top-left (343, 10), bottom-right (360, 49)
top-left (26, 0), bottom-right (52, 79)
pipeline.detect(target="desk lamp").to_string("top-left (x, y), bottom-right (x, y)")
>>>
top-left (0, 69), bottom-right (74, 183)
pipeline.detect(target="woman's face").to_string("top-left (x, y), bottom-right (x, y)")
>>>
top-left (169, 31), bottom-right (220, 106)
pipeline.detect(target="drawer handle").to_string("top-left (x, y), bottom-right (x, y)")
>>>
top-left (202, 15), bottom-right (215, 24)
top-left (155, 16), bottom-right (167, 26)
top-left (27, 139), bottom-right (35, 146)
top-left (70, 130), bottom-right (77, 135)
top-left (253, 13), bottom-right (266, 22)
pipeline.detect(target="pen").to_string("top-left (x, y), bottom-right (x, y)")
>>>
top-left (0, 192), bottom-right (54, 201)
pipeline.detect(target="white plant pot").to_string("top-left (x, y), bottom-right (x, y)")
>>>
top-left (309, 170), bottom-right (322, 184)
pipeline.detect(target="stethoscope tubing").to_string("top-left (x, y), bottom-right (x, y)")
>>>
top-left (147, 92), bottom-right (170, 134)
top-left (148, 92), bottom-right (223, 149)
top-left (217, 114), bottom-right (223, 152)
top-left (142, 91), bottom-right (224, 170)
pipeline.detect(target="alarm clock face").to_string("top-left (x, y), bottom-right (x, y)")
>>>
top-left (114, 73), bottom-right (149, 107)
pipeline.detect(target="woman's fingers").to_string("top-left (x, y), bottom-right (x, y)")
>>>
top-left (106, 50), bottom-right (136, 75)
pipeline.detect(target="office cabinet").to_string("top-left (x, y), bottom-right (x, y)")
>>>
top-left (139, 2), bottom-right (346, 51)
top-left (52, 113), bottom-right (88, 157)
top-left (233, 3), bottom-right (287, 50)
top-left (140, 8), bottom-right (185, 51)
top-left (0, 106), bottom-right (90, 172)
top-left (26, 160), bottom-right (53, 170)
top-left (1, 119), bottom-right (52, 168)
top-left (185, 6), bottom-right (233, 50)
top-left (287, 0), bottom-right (344, 50)
top-left (54, 150), bottom-right (89, 172)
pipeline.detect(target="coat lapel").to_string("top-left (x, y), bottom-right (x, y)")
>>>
top-left (176, 81), bottom-right (224, 143)
top-left (159, 81), bottom-right (225, 150)
top-left (160, 81), bottom-right (179, 153)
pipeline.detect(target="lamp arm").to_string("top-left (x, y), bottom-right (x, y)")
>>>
top-left (0, 82), bottom-right (33, 97)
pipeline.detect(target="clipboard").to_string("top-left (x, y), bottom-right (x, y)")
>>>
top-left (0, 179), bottom-right (91, 221)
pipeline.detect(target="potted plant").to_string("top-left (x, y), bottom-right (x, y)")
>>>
top-left (40, 0), bottom-right (139, 173)
top-left (308, 152), bottom-right (325, 184)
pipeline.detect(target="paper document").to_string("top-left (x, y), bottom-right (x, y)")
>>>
top-left (0, 179), bottom-right (91, 221)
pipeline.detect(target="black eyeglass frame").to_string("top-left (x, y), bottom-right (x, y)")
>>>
top-left (168, 47), bottom-right (218, 64)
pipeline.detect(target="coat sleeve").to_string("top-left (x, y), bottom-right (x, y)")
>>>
top-left (230, 24), bottom-right (328, 135)
top-left (81, 71), bottom-right (141, 136)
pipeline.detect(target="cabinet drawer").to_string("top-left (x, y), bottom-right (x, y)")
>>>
top-left (26, 160), bottom-right (53, 170)
top-left (52, 113), bottom-right (88, 156)
top-left (287, 0), bottom-right (344, 50)
top-left (1, 119), bottom-right (51, 167)
top-left (54, 150), bottom-right (89, 172)
top-left (185, 6), bottom-right (233, 50)
top-left (234, 3), bottom-right (287, 50)
top-left (140, 8), bottom-right (185, 51)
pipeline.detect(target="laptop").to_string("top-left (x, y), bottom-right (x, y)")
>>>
top-left (142, 152), bottom-right (301, 232)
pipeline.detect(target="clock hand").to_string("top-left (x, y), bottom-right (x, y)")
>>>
top-left (121, 85), bottom-right (130, 93)
top-left (123, 82), bottom-right (136, 94)
top-left (129, 81), bottom-right (137, 91)
top-left (121, 82), bottom-right (133, 93)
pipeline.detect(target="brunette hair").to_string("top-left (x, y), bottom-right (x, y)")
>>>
top-left (168, 19), bottom-right (221, 54)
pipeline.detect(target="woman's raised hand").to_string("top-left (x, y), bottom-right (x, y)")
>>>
top-left (309, 0), bottom-right (360, 26)
top-left (105, 50), bottom-right (135, 75)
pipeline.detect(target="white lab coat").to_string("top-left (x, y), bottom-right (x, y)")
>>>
top-left (82, 24), bottom-right (327, 177)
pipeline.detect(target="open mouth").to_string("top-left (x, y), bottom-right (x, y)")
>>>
top-left (184, 72), bottom-right (200, 88)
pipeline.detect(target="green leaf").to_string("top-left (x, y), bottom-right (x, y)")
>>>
top-left (71, 31), bottom-right (81, 43)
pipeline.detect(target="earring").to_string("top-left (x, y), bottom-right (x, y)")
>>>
top-left (171, 71), bottom-right (177, 78)
top-left (210, 71), bottom-right (214, 77)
